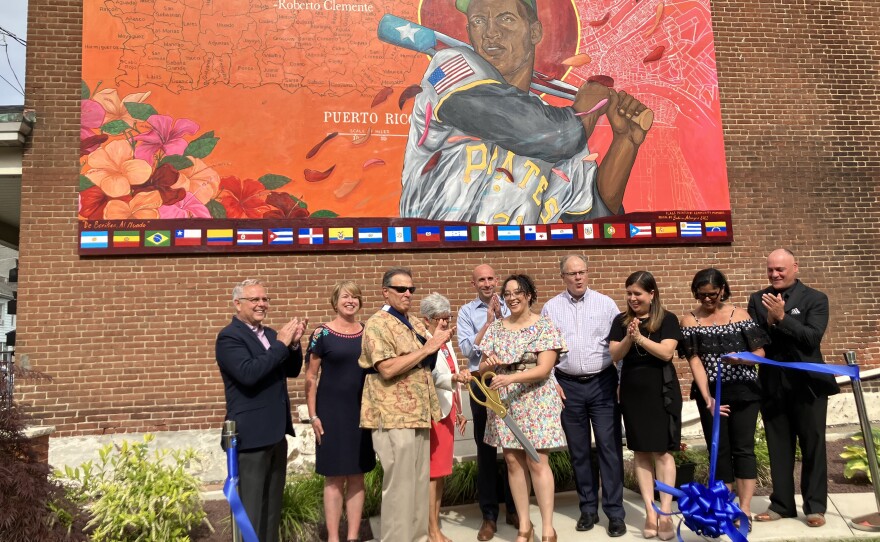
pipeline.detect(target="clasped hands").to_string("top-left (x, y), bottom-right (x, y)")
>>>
top-left (278, 317), bottom-right (309, 346)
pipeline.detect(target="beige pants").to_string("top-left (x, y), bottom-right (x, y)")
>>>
top-left (372, 427), bottom-right (430, 542)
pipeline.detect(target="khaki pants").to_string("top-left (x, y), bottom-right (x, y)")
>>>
top-left (372, 427), bottom-right (430, 542)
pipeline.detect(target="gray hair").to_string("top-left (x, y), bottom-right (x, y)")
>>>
top-left (559, 254), bottom-right (588, 273)
top-left (232, 279), bottom-right (263, 303)
top-left (420, 292), bottom-right (451, 319)
top-left (382, 267), bottom-right (412, 287)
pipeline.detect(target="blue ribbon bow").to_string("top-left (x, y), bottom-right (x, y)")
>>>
top-left (654, 352), bottom-right (861, 540)
top-left (223, 438), bottom-right (259, 542)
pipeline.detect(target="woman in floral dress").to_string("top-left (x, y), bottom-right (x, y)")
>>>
top-left (479, 274), bottom-right (566, 542)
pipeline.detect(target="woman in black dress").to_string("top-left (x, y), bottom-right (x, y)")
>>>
top-left (305, 281), bottom-right (376, 542)
top-left (609, 271), bottom-right (682, 541)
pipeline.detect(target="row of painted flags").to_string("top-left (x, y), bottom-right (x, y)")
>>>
top-left (79, 221), bottom-right (729, 249)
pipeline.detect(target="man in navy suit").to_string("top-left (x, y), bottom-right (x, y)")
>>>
top-left (748, 249), bottom-right (839, 528)
top-left (217, 279), bottom-right (307, 542)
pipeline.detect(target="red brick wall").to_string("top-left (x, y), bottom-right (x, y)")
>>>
top-left (17, 0), bottom-right (880, 436)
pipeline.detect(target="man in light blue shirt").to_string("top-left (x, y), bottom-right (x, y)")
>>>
top-left (457, 264), bottom-right (516, 540)
top-left (541, 254), bottom-right (627, 537)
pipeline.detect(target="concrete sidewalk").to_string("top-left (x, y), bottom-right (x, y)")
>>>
top-left (366, 489), bottom-right (880, 541)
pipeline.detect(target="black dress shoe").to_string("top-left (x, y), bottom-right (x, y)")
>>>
top-left (607, 518), bottom-right (627, 537)
top-left (576, 512), bottom-right (600, 531)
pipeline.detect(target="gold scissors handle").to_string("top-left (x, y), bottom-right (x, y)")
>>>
top-left (467, 371), bottom-right (508, 418)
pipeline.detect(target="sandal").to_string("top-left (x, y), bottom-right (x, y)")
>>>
top-left (754, 510), bottom-right (783, 522)
top-left (806, 513), bottom-right (826, 527)
top-left (516, 523), bottom-right (535, 542)
top-left (541, 528), bottom-right (557, 542)
top-left (643, 517), bottom-right (658, 539)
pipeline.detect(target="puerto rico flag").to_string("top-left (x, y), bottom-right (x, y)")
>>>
top-left (428, 54), bottom-right (475, 94)
top-left (550, 224), bottom-right (574, 240)
top-left (416, 226), bottom-right (441, 242)
top-left (629, 224), bottom-right (652, 238)
top-left (524, 225), bottom-right (547, 241)
top-left (174, 229), bottom-right (202, 246)
top-left (236, 229), bottom-right (263, 245)
top-left (388, 227), bottom-right (412, 243)
top-left (298, 228), bottom-right (324, 245)
top-left (268, 228), bottom-right (294, 245)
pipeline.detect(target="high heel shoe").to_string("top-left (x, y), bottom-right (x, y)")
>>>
top-left (643, 517), bottom-right (658, 539)
top-left (658, 517), bottom-right (675, 541)
top-left (516, 523), bottom-right (534, 542)
top-left (541, 528), bottom-right (557, 542)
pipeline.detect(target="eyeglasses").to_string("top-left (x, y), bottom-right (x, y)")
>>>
top-left (238, 297), bottom-right (271, 304)
top-left (696, 291), bottom-right (721, 300)
top-left (562, 270), bottom-right (587, 277)
top-left (387, 285), bottom-right (417, 294)
top-left (502, 289), bottom-right (526, 298)
top-left (431, 315), bottom-right (452, 322)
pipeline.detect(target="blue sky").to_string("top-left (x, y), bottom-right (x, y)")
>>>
top-left (0, 1), bottom-right (28, 106)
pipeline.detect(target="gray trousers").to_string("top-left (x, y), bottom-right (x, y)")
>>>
top-left (372, 428), bottom-right (430, 542)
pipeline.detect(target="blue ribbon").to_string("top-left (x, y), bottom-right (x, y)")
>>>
top-left (655, 351), bottom-right (863, 540)
top-left (223, 437), bottom-right (259, 542)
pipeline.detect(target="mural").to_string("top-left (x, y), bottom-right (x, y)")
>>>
top-left (79, 0), bottom-right (731, 254)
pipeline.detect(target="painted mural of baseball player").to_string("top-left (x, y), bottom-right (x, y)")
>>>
top-left (399, 0), bottom-right (650, 225)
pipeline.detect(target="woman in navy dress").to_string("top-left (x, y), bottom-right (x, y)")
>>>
top-left (305, 281), bottom-right (376, 542)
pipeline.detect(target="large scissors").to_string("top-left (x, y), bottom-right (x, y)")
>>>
top-left (468, 371), bottom-right (540, 462)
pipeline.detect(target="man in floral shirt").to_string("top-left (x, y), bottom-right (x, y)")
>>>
top-left (359, 267), bottom-right (455, 541)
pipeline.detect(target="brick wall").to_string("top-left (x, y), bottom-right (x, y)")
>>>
top-left (17, 0), bottom-right (880, 436)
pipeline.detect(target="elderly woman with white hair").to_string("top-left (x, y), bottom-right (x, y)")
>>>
top-left (421, 292), bottom-right (469, 542)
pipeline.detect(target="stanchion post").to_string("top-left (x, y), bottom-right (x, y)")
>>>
top-left (222, 420), bottom-right (244, 542)
top-left (844, 351), bottom-right (880, 532)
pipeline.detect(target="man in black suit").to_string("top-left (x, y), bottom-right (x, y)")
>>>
top-left (748, 249), bottom-right (839, 528)
top-left (216, 279), bottom-right (307, 542)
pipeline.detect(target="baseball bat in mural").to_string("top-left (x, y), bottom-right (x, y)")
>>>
top-left (377, 14), bottom-right (653, 131)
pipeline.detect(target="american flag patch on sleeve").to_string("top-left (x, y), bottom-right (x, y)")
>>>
top-left (428, 54), bottom-right (475, 94)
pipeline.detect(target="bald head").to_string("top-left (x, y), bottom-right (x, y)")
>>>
top-left (766, 248), bottom-right (798, 291)
top-left (472, 264), bottom-right (499, 302)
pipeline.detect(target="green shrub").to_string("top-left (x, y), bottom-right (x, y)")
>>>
top-left (57, 434), bottom-right (206, 542)
top-left (363, 461), bottom-right (384, 517)
top-left (548, 450), bottom-right (575, 489)
top-left (443, 460), bottom-right (478, 506)
top-left (841, 427), bottom-right (880, 483)
top-left (753, 421), bottom-right (772, 487)
top-left (278, 473), bottom-right (324, 542)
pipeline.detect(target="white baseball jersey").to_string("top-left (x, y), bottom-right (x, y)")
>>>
top-left (399, 47), bottom-right (610, 225)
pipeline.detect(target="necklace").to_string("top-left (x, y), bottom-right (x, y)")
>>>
top-left (633, 316), bottom-right (649, 356)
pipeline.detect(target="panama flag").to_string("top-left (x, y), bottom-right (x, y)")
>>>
top-left (236, 229), bottom-right (264, 245)
top-left (298, 228), bottom-right (324, 244)
top-left (268, 228), bottom-right (294, 245)
top-left (80, 231), bottom-right (108, 249)
top-left (207, 229), bottom-right (233, 245)
top-left (443, 225), bottom-right (469, 241)
top-left (603, 224), bottom-right (626, 239)
top-left (680, 222), bottom-right (703, 237)
top-left (388, 227), bottom-right (412, 243)
top-left (705, 221), bottom-right (728, 237)
top-left (655, 223), bottom-right (678, 238)
top-left (497, 226), bottom-right (521, 241)
top-left (470, 225), bottom-right (494, 242)
top-left (524, 225), bottom-right (547, 241)
top-left (174, 229), bottom-right (201, 246)
top-left (629, 224), bottom-right (652, 238)
top-left (358, 227), bottom-right (383, 243)
top-left (417, 226), bottom-right (441, 242)
top-left (580, 224), bottom-right (596, 239)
